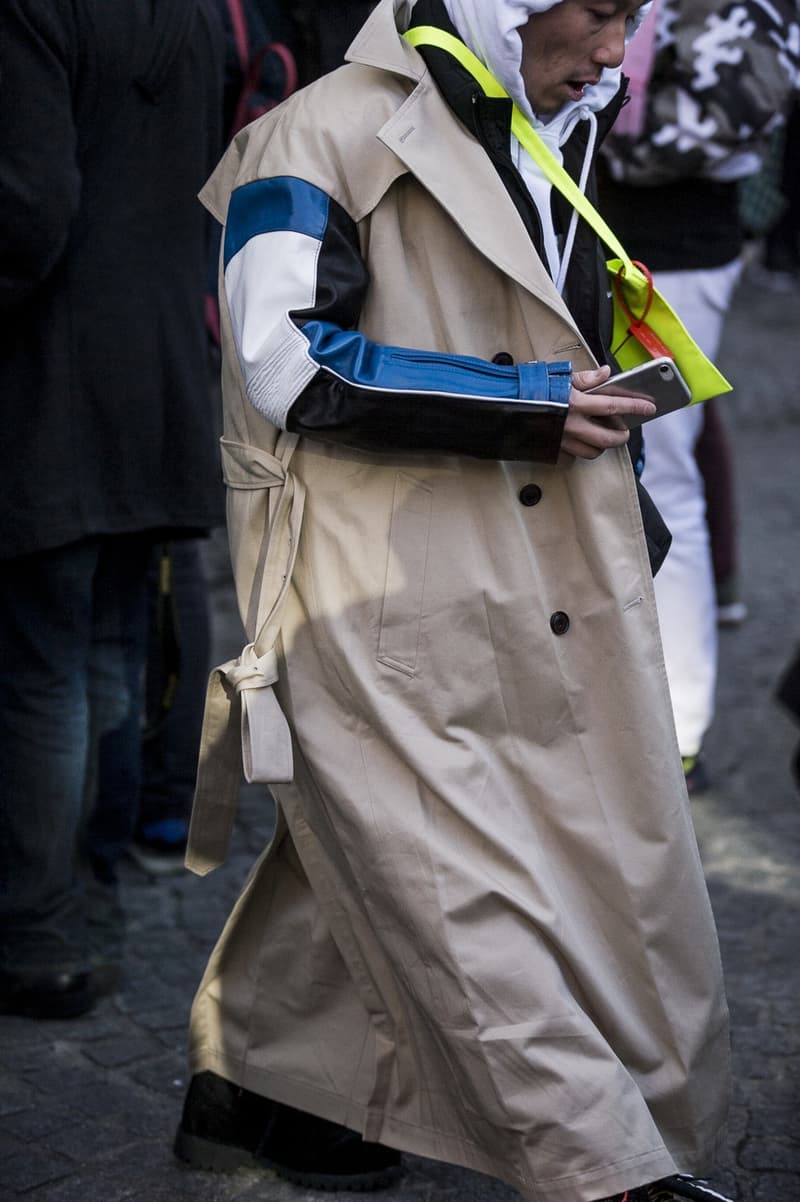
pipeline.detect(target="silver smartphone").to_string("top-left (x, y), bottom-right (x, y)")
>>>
top-left (586, 357), bottom-right (692, 427)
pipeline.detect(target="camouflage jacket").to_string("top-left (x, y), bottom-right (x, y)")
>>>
top-left (604, 0), bottom-right (800, 186)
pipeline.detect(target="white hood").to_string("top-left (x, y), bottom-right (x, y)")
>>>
top-left (441, 0), bottom-right (653, 125)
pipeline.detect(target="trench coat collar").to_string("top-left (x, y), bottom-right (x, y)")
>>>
top-left (347, 0), bottom-right (582, 330)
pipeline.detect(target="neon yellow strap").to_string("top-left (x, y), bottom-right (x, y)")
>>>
top-left (404, 26), bottom-right (641, 282)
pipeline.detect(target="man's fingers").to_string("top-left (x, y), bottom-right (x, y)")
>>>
top-left (570, 369), bottom-right (658, 421)
top-left (595, 394), bottom-right (656, 419)
top-left (596, 412), bottom-right (628, 431)
top-left (561, 436), bottom-right (604, 460)
top-left (564, 371), bottom-right (656, 458)
top-left (562, 415), bottom-right (631, 457)
top-left (572, 366), bottom-right (611, 391)
top-left (570, 388), bottom-right (656, 420)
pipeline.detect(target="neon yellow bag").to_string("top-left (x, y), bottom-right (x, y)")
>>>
top-left (404, 26), bottom-right (731, 404)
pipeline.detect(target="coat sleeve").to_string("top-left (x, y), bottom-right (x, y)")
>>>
top-left (222, 175), bottom-right (571, 462)
top-left (0, 1), bottom-right (81, 311)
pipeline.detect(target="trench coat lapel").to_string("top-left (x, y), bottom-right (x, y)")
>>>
top-left (349, 1), bottom-right (580, 329)
top-left (379, 84), bottom-right (580, 326)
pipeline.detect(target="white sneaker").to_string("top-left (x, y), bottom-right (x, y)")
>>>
top-left (716, 600), bottom-right (748, 628)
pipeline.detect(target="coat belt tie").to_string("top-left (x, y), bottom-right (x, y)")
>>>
top-left (185, 435), bottom-right (303, 876)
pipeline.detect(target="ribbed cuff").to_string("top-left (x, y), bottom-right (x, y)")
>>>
top-left (517, 360), bottom-right (571, 406)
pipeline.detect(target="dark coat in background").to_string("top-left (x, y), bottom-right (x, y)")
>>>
top-left (289, 0), bottom-right (378, 82)
top-left (0, 0), bottom-right (225, 560)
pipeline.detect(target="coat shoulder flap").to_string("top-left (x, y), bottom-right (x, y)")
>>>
top-left (201, 63), bottom-right (414, 226)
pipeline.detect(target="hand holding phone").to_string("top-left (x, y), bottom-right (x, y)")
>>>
top-left (562, 366), bottom-right (656, 459)
top-left (586, 357), bottom-right (691, 428)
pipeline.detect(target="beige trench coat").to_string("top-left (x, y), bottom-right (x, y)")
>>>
top-left (186, 4), bottom-right (730, 1199)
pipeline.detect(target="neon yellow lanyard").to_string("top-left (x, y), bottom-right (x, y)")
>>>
top-left (403, 25), bottom-right (645, 287)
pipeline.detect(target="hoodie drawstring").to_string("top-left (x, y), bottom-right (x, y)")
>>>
top-left (555, 107), bottom-right (598, 295)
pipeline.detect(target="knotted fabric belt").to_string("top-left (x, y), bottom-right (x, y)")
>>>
top-left (185, 436), bottom-right (304, 875)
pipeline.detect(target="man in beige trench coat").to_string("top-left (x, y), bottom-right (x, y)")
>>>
top-left (174, 2), bottom-right (735, 1200)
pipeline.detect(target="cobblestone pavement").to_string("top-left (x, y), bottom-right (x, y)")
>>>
top-left (1, 274), bottom-right (799, 1202)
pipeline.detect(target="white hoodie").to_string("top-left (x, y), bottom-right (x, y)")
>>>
top-left (439, 0), bottom-right (652, 283)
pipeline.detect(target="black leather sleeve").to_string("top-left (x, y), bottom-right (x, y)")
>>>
top-left (222, 175), bottom-right (571, 462)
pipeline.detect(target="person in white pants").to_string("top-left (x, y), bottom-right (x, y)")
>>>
top-left (643, 262), bottom-right (742, 778)
top-left (597, 0), bottom-right (797, 788)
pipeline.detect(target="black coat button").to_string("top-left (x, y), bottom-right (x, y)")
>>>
top-left (492, 351), bottom-right (514, 365)
top-left (550, 611), bottom-right (570, 636)
top-left (519, 484), bottom-right (542, 507)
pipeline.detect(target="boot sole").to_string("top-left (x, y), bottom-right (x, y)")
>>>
top-left (266, 1159), bottom-right (404, 1193)
top-left (173, 1127), bottom-right (262, 1172)
top-left (175, 1127), bottom-right (403, 1191)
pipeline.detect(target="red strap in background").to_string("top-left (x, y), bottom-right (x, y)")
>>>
top-left (269, 40), bottom-right (298, 99)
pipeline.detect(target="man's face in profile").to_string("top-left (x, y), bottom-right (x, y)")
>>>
top-left (519, 0), bottom-right (649, 115)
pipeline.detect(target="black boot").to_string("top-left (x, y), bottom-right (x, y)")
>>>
top-left (174, 1070), bottom-right (403, 1192)
top-left (0, 967), bottom-right (95, 1020)
top-left (655, 1176), bottom-right (735, 1202)
top-left (595, 1177), bottom-right (735, 1202)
